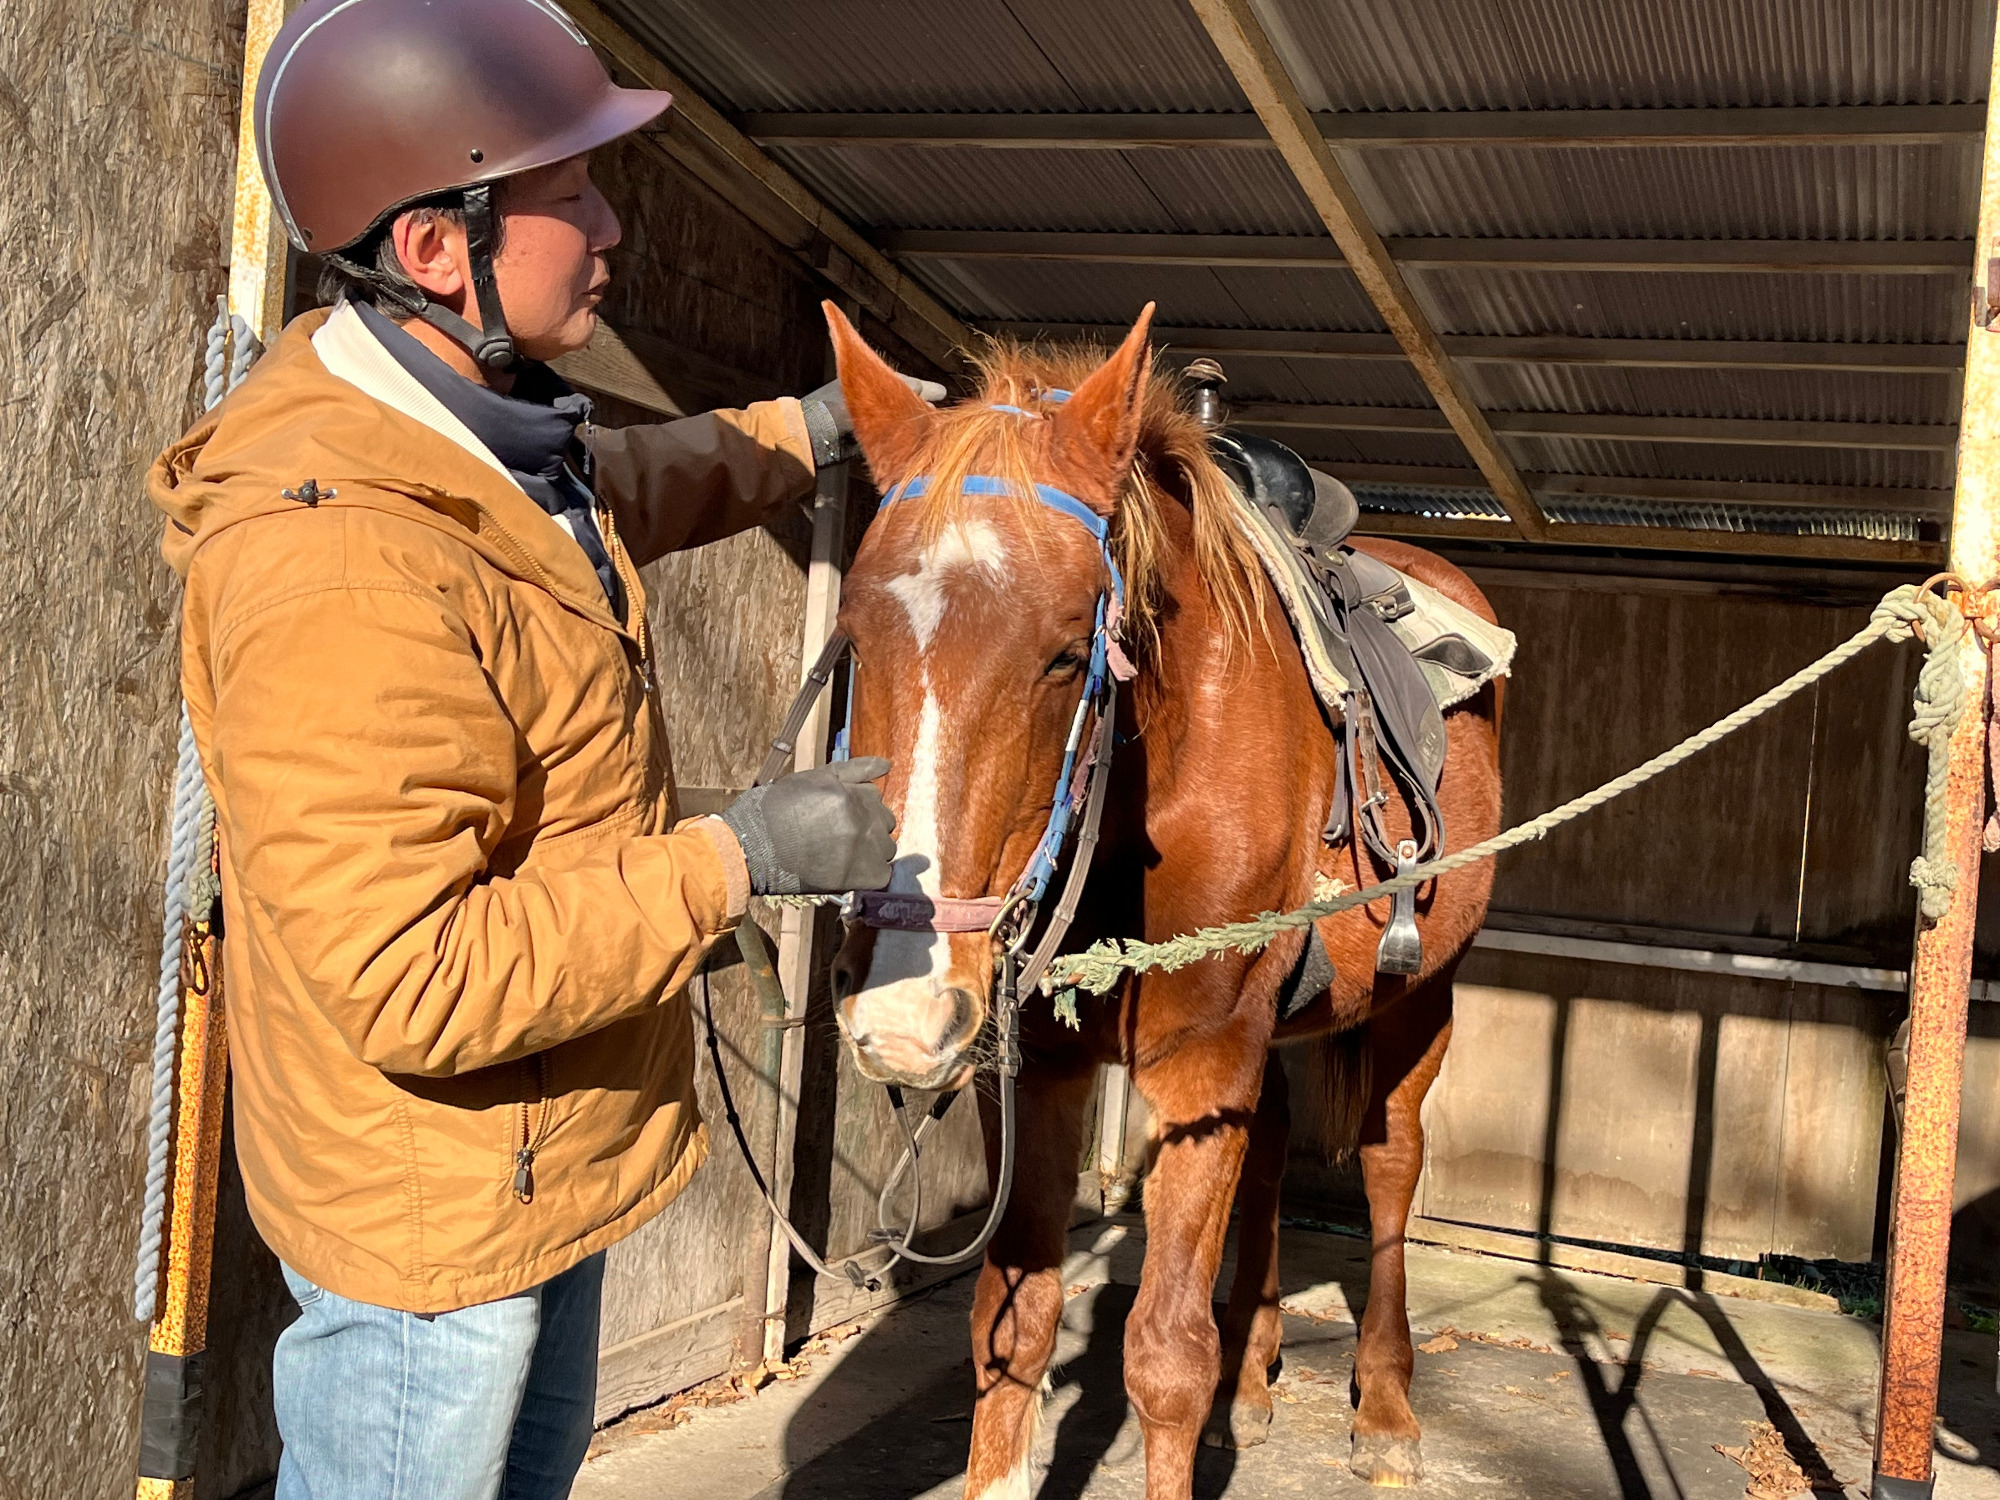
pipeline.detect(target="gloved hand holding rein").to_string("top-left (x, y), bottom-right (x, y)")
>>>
top-left (719, 758), bottom-right (898, 895)
top-left (800, 374), bottom-right (945, 469)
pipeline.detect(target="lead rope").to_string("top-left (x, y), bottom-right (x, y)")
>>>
top-left (1043, 581), bottom-right (1972, 998)
top-left (133, 298), bottom-right (260, 1322)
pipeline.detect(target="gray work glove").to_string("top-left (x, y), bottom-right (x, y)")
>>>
top-left (718, 757), bottom-right (898, 895)
top-left (799, 373), bottom-right (947, 468)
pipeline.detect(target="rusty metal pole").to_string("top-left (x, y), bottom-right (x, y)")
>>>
top-left (1871, 22), bottom-right (2000, 1497)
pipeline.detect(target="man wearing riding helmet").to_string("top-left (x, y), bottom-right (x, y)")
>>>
top-left (146, 1), bottom-right (923, 1494)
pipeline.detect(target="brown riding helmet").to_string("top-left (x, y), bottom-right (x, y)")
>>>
top-left (253, 0), bottom-right (670, 368)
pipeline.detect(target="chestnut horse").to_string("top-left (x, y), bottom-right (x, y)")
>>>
top-left (823, 301), bottom-right (1503, 1497)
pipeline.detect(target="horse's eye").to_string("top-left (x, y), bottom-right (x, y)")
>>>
top-left (1045, 643), bottom-right (1087, 677)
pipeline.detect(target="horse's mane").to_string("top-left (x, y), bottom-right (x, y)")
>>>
top-left (895, 339), bottom-right (1266, 659)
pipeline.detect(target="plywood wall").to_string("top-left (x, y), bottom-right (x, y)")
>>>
top-left (0, 0), bottom-right (241, 1495)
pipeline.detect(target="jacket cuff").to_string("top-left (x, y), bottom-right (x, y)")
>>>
top-left (692, 817), bottom-right (751, 923)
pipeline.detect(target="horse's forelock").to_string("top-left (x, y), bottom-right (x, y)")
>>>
top-left (887, 340), bottom-right (1266, 661)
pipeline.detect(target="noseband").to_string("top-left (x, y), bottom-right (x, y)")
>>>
top-left (716, 426), bottom-right (1137, 1288)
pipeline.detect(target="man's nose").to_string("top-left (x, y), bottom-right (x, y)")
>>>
top-left (588, 184), bottom-right (622, 253)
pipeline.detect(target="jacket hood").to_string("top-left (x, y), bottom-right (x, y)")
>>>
top-left (149, 309), bottom-right (618, 625)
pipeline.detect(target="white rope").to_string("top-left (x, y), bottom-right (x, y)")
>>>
top-left (134, 300), bottom-right (247, 1322)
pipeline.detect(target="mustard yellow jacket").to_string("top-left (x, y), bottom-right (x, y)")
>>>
top-left (148, 305), bottom-right (815, 1311)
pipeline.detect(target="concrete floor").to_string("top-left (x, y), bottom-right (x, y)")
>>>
top-left (578, 1217), bottom-right (2000, 1500)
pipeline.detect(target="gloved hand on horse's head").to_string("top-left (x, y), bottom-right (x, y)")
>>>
top-left (800, 374), bottom-right (945, 469)
top-left (718, 758), bottom-right (898, 895)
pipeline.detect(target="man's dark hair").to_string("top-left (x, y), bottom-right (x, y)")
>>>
top-left (316, 189), bottom-right (508, 316)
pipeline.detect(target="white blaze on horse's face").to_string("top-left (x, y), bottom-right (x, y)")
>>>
top-left (837, 520), bottom-right (1011, 1089)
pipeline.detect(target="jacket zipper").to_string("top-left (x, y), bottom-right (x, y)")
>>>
top-left (597, 501), bottom-right (654, 693)
top-left (513, 1053), bottom-right (552, 1204)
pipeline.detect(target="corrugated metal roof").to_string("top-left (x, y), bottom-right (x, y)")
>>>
top-left (1353, 483), bottom-right (1933, 542)
top-left (1410, 267), bottom-right (1970, 343)
top-left (600, 0), bottom-right (1986, 554)
top-left (766, 145), bottom-right (1319, 235)
top-left (1256, 0), bottom-right (1993, 111)
top-left (1465, 363), bottom-right (1954, 425)
top-left (1348, 142), bottom-right (1978, 241)
top-left (609, 0), bottom-right (1241, 111)
top-left (1504, 436), bottom-right (1952, 489)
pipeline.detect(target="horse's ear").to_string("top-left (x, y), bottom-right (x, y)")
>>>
top-left (824, 301), bottom-right (937, 485)
top-left (1051, 302), bottom-right (1155, 515)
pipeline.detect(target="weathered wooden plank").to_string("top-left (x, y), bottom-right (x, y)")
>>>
top-left (744, 104), bottom-right (1983, 150)
top-left (983, 322), bottom-right (1968, 375)
top-left (1238, 401), bottom-right (1960, 450)
top-left (890, 229), bottom-right (1975, 274)
top-left (1421, 956), bottom-right (1889, 1263)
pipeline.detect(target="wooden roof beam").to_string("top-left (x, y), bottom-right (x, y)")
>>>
top-left (1354, 512), bottom-right (1943, 566)
top-left (1314, 465), bottom-right (1954, 515)
top-left (890, 230), bottom-right (1973, 275)
top-left (561, 0), bottom-right (973, 372)
top-left (1237, 402), bottom-right (1958, 451)
top-left (744, 104), bottom-right (1983, 151)
top-left (982, 322), bottom-right (1966, 375)
top-left (1186, 0), bottom-right (1545, 540)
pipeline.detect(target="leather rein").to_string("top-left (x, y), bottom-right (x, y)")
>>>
top-left (707, 436), bottom-right (1135, 1292)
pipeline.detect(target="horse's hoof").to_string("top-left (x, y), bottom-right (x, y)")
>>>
top-left (1201, 1395), bottom-right (1274, 1450)
top-left (1350, 1432), bottom-right (1424, 1486)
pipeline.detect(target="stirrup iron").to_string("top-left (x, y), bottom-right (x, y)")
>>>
top-left (1376, 839), bottom-right (1424, 975)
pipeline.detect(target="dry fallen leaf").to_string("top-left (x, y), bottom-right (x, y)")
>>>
top-left (1503, 1385), bottom-right (1524, 1395)
top-left (1714, 1422), bottom-right (1812, 1500)
top-left (1417, 1334), bottom-right (1459, 1354)
top-left (1545, 1371), bottom-right (1571, 1383)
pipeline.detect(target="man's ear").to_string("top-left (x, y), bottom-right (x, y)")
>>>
top-left (391, 209), bottom-right (467, 302)
top-left (1050, 302), bottom-right (1154, 515)
top-left (824, 301), bottom-right (938, 485)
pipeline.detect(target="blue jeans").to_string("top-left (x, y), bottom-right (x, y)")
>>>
top-left (273, 1253), bottom-right (605, 1500)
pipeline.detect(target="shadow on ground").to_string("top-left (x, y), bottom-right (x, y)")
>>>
top-left (759, 1228), bottom-right (1813, 1500)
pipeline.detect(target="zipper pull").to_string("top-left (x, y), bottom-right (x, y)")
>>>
top-left (513, 1147), bottom-right (536, 1204)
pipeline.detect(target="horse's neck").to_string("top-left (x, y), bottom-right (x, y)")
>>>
top-left (1136, 527), bottom-right (1315, 807)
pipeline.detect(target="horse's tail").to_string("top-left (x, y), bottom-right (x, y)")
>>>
top-left (1313, 1022), bottom-right (1372, 1162)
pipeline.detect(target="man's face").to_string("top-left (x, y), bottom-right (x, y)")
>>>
top-left (488, 154), bottom-right (622, 362)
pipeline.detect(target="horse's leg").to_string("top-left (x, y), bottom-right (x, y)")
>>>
top-left (965, 1064), bottom-right (1097, 1500)
top-left (1126, 1024), bottom-right (1265, 1500)
top-left (1203, 1050), bottom-right (1289, 1451)
top-left (1349, 977), bottom-right (1454, 1487)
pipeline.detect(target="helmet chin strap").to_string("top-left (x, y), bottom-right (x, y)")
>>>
top-left (407, 183), bottom-right (516, 373)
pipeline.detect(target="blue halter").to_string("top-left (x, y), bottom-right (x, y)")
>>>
top-left (878, 461), bottom-right (1129, 903)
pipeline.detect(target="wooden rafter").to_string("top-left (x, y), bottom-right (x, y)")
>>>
top-left (1236, 402), bottom-right (1959, 451)
top-left (890, 229), bottom-right (1973, 275)
top-left (1186, 0), bottom-right (1546, 540)
top-left (983, 322), bottom-right (1966, 375)
top-left (1354, 511), bottom-right (1943, 566)
top-left (562, 0), bottom-right (973, 371)
top-left (743, 103), bottom-right (1983, 151)
top-left (1316, 464), bottom-right (1954, 515)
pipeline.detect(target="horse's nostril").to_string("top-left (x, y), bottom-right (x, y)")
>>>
top-left (833, 962), bottom-right (856, 1000)
top-left (944, 987), bottom-right (978, 1043)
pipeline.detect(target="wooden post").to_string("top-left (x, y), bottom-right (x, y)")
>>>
top-left (1870, 20), bottom-right (2000, 1498)
top-left (135, 5), bottom-right (290, 1495)
top-left (756, 315), bottom-right (856, 1366)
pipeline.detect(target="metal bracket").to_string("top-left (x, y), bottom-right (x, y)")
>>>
top-left (1376, 839), bottom-right (1425, 976)
top-left (1872, 1473), bottom-right (1936, 1500)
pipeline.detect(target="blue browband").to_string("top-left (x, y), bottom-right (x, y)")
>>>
top-left (879, 458), bottom-right (1129, 902)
